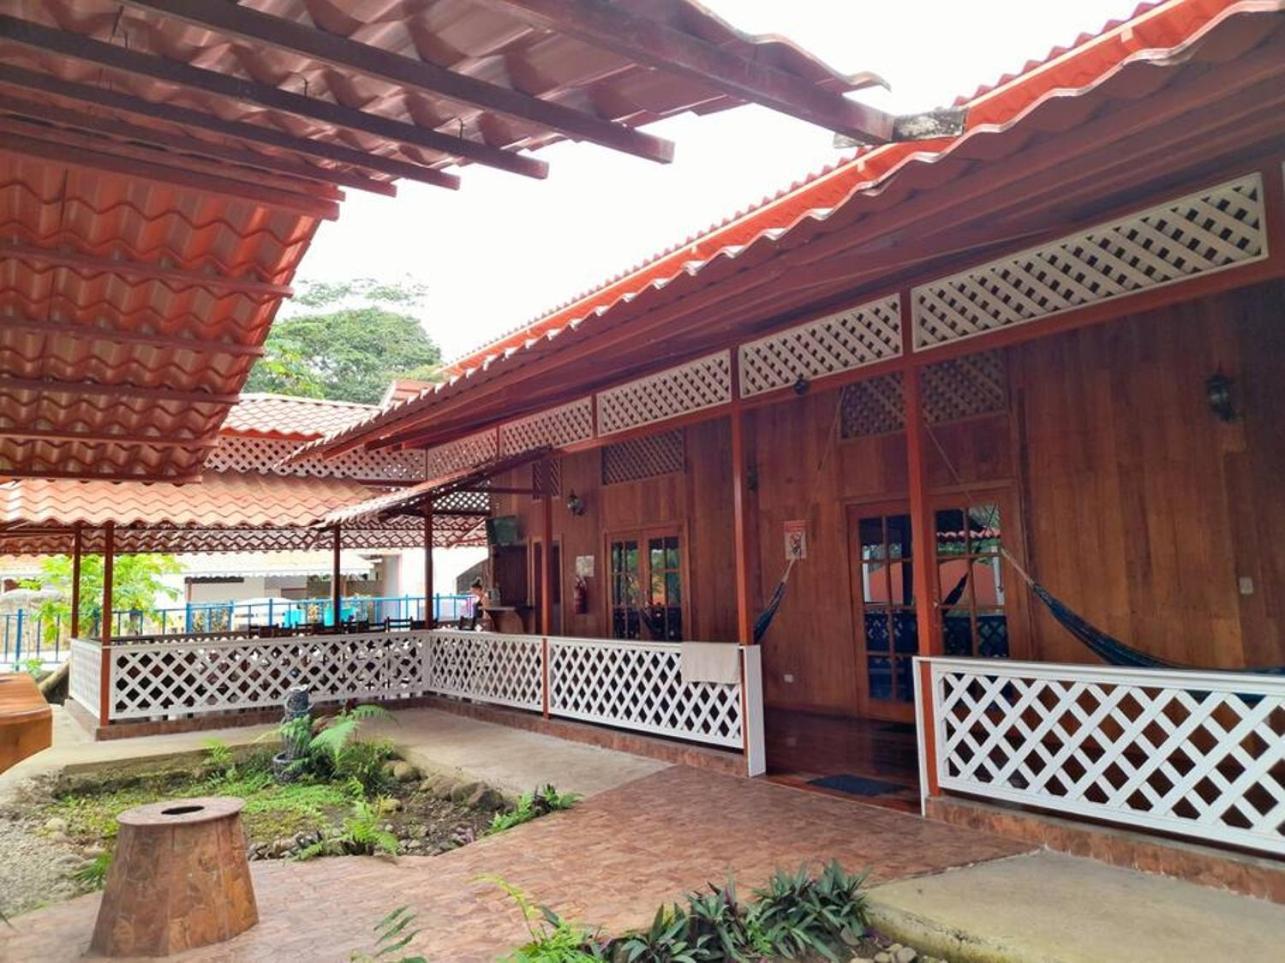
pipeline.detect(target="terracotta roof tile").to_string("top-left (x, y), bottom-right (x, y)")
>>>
top-left (221, 394), bottom-right (377, 440)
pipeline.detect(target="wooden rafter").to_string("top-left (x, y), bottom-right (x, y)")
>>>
top-left (0, 64), bottom-right (443, 192)
top-left (2, 242), bottom-right (294, 299)
top-left (0, 130), bottom-right (341, 221)
top-left (121, 0), bottom-right (675, 166)
top-left (0, 93), bottom-right (360, 199)
top-left (0, 377), bottom-right (240, 407)
top-left (480, 0), bottom-right (896, 144)
top-left (1, 318), bottom-right (265, 358)
top-left (0, 14), bottom-right (545, 181)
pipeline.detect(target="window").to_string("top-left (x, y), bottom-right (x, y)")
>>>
top-left (936, 503), bottom-right (1009, 659)
top-left (856, 512), bottom-right (917, 703)
top-left (609, 531), bottom-right (683, 640)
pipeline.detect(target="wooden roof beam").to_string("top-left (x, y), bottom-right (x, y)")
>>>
top-left (121, 0), bottom-right (675, 165)
top-left (0, 92), bottom-right (364, 199)
top-left (481, 0), bottom-right (897, 144)
top-left (0, 376), bottom-right (240, 407)
top-left (2, 318), bottom-right (265, 359)
top-left (2, 241), bottom-right (294, 299)
top-left (0, 65), bottom-right (426, 193)
top-left (0, 14), bottom-right (541, 181)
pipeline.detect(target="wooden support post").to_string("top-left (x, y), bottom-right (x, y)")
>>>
top-left (904, 365), bottom-right (941, 656)
top-left (540, 490), bottom-right (554, 637)
top-left (99, 522), bottom-right (114, 723)
top-left (331, 525), bottom-right (342, 630)
top-left (730, 408), bottom-right (753, 646)
top-left (424, 506), bottom-right (434, 626)
top-left (70, 525), bottom-right (82, 638)
top-left (916, 659), bottom-right (941, 800)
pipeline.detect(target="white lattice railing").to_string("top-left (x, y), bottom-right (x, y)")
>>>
top-left (108, 631), bottom-right (431, 720)
top-left (88, 628), bottom-right (765, 773)
top-left (916, 657), bottom-right (1285, 856)
top-left (68, 637), bottom-right (102, 721)
top-left (548, 636), bottom-right (745, 749)
top-left (424, 629), bottom-right (543, 711)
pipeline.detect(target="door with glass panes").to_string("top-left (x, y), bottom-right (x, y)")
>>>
top-left (607, 529), bottom-right (684, 641)
top-left (848, 495), bottom-right (1019, 720)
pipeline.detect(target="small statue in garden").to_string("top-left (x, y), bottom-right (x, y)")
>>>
top-left (272, 686), bottom-right (312, 782)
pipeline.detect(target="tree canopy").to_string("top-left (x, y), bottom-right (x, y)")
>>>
top-left (246, 278), bottom-right (443, 404)
top-left (21, 554), bottom-right (180, 640)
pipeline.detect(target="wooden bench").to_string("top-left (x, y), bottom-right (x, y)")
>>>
top-left (0, 672), bottom-right (53, 774)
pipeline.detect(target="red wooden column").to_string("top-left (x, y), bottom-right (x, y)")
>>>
top-left (904, 364), bottom-right (940, 656)
top-left (423, 505), bottom-right (434, 627)
top-left (730, 407), bottom-right (753, 646)
top-left (331, 525), bottom-right (342, 630)
top-left (70, 524), bottom-right (82, 638)
top-left (99, 521), bottom-right (114, 723)
top-left (540, 487), bottom-right (554, 718)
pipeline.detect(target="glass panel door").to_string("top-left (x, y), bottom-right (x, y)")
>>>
top-left (854, 509), bottom-right (917, 709)
top-left (646, 535), bottom-right (682, 641)
top-left (609, 531), bottom-right (684, 641)
top-left (936, 502), bottom-right (1010, 658)
top-left (609, 539), bottom-right (640, 639)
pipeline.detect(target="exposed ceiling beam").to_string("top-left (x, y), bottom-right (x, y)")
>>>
top-left (0, 116), bottom-right (339, 220)
top-left (0, 92), bottom-right (364, 199)
top-left (0, 129), bottom-right (340, 221)
top-left (0, 14), bottom-right (544, 180)
top-left (480, 0), bottom-right (896, 144)
top-left (0, 426), bottom-right (219, 449)
top-left (121, 0), bottom-right (675, 165)
top-left (0, 376), bottom-right (240, 407)
top-left (0, 65), bottom-right (436, 193)
top-left (2, 241), bottom-right (294, 299)
top-left (1, 318), bottom-right (265, 358)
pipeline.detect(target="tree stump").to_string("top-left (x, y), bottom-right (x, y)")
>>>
top-left (90, 796), bottom-right (258, 957)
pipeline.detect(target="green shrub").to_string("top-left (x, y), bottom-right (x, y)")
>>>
top-left (748, 861), bottom-right (867, 961)
top-left (349, 905), bottom-right (427, 963)
top-left (611, 903), bottom-right (706, 963)
top-left (487, 785), bottom-right (580, 835)
top-left (73, 851), bottom-right (113, 890)
top-left (488, 876), bottom-right (604, 963)
top-left (298, 797), bottom-right (398, 859)
top-left (279, 704), bottom-right (394, 795)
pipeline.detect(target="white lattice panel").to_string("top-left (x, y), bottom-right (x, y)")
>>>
top-left (69, 637), bottom-right (101, 720)
top-left (424, 430), bottom-right (498, 479)
top-left (548, 637), bottom-right (742, 747)
top-left (597, 352), bottom-right (732, 436)
top-left (423, 630), bottom-right (543, 711)
top-left (924, 658), bottom-right (1285, 856)
top-left (499, 398), bottom-right (593, 457)
top-left (108, 632), bottom-right (431, 720)
top-left (208, 435), bottom-right (425, 481)
top-left (913, 174), bottom-right (1268, 350)
top-left (739, 295), bottom-right (902, 397)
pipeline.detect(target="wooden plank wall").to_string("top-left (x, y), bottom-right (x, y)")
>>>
top-left (488, 280), bottom-right (1284, 716)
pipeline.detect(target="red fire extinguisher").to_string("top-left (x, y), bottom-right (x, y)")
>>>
top-left (572, 575), bottom-right (589, 615)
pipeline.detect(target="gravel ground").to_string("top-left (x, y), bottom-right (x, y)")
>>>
top-left (0, 808), bottom-right (86, 918)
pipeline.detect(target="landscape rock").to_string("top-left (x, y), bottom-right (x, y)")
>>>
top-left (873, 952), bottom-right (893, 963)
top-left (466, 785), bottom-right (507, 812)
top-left (42, 817), bottom-right (68, 834)
top-left (894, 947), bottom-right (918, 963)
top-left (449, 780), bottom-right (482, 803)
top-left (391, 761), bottom-right (419, 782)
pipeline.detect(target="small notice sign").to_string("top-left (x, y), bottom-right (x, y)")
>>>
top-left (575, 554), bottom-right (595, 577)
top-left (784, 520), bottom-right (807, 560)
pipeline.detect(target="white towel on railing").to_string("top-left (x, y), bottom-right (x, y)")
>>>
top-left (680, 642), bottom-right (740, 684)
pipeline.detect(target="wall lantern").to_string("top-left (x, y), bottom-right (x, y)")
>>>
top-left (565, 490), bottom-right (586, 516)
top-left (1205, 372), bottom-right (1236, 421)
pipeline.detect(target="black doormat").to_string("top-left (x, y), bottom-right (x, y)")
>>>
top-left (808, 773), bottom-right (905, 797)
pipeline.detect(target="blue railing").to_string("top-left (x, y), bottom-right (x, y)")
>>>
top-left (2, 594), bottom-right (472, 668)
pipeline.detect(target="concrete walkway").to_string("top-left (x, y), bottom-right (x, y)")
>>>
top-left (0, 705), bottom-right (665, 802)
top-left (869, 850), bottom-right (1285, 963)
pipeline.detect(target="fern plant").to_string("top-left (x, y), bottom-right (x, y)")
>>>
top-left (487, 785), bottom-right (580, 835)
top-left (73, 851), bottom-right (113, 890)
top-left (298, 797), bottom-right (399, 859)
top-left (487, 876), bottom-right (603, 963)
top-left (349, 905), bottom-right (427, 963)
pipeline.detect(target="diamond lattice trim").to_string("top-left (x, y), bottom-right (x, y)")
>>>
top-left (548, 637), bottom-right (742, 747)
top-left (930, 660), bottom-right (1285, 856)
top-left (208, 435), bottom-right (425, 481)
top-left (424, 630), bottom-right (543, 711)
top-left (739, 295), bottom-right (902, 397)
top-left (499, 398), bottom-right (593, 456)
top-left (923, 351), bottom-right (1007, 424)
top-left (601, 429), bottom-right (685, 485)
top-left (840, 373), bottom-right (904, 437)
top-left (424, 430), bottom-right (498, 479)
top-left (597, 352), bottom-right (732, 436)
top-left (913, 174), bottom-right (1268, 349)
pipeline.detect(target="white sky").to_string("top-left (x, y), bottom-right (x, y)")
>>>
top-left (292, 0), bottom-right (1140, 361)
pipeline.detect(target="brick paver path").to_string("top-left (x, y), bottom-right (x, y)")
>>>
top-left (1, 766), bottom-right (1031, 962)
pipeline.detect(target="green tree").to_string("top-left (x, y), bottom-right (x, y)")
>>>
top-left (246, 278), bottom-right (443, 403)
top-left (21, 554), bottom-right (181, 640)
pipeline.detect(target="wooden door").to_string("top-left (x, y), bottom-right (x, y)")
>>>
top-left (607, 527), bottom-right (686, 640)
top-left (531, 540), bottom-right (563, 635)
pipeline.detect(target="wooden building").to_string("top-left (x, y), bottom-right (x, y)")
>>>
top-left (308, 0), bottom-right (1285, 854)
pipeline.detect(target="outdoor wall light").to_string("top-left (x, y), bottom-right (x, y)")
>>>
top-left (565, 490), bottom-right (586, 516)
top-left (1205, 372), bottom-right (1236, 421)
top-left (793, 376), bottom-right (810, 396)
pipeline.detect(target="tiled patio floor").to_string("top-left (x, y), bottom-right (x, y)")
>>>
top-left (1, 766), bottom-right (1030, 962)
